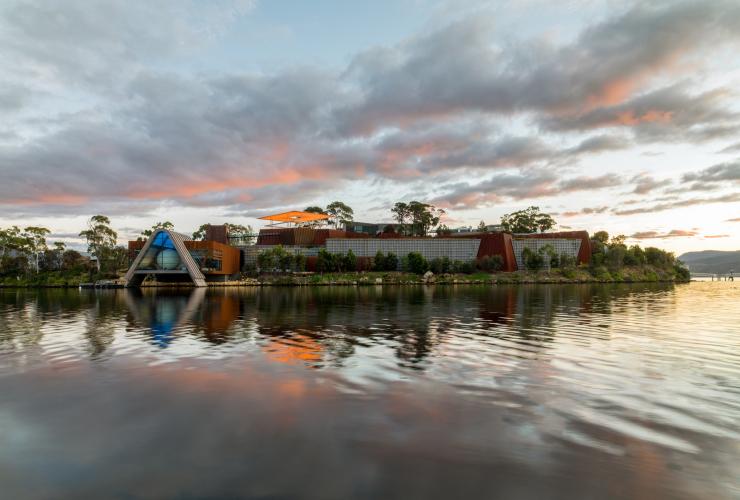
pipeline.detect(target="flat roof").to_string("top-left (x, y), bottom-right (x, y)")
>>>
top-left (259, 211), bottom-right (330, 224)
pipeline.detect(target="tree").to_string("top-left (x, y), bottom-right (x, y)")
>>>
top-left (0, 226), bottom-right (31, 277)
top-left (325, 201), bottom-right (354, 229)
top-left (407, 201), bottom-right (445, 236)
top-left (23, 226), bottom-right (50, 272)
top-left (304, 206), bottom-right (326, 214)
top-left (610, 234), bottom-right (626, 246)
top-left (624, 245), bottom-right (646, 266)
top-left (79, 215), bottom-right (118, 272)
top-left (436, 224), bottom-right (451, 236)
top-left (393, 201), bottom-right (445, 236)
top-left (0, 226), bottom-right (26, 257)
top-left (62, 249), bottom-right (88, 271)
top-left (477, 221), bottom-right (488, 233)
top-left (41, 241), bottom-right (67, 271)
top-left (192, 224), bottom-right (209, 240)
top-left (593, 231), bottom-right (609, 244)
top-left (391, 202), bottom-right (412, 235)
top-left (501, 206), bottom-right (556, 233)
top-left (140, 221), bottom-right (174, 240)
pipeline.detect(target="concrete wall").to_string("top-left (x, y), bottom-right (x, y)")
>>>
top-left (326, 238), bottom-right (480, 263)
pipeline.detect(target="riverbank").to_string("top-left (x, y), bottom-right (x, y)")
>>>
top-left (0, 265), bottom-right (690, 288)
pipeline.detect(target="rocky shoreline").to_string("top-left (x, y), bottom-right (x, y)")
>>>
top-left (0, 267), bottom-right (691, 288)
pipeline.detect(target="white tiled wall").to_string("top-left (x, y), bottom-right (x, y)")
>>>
top-left (512, 238), bottom-right (581, 269)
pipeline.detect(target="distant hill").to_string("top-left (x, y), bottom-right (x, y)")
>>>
top-left (678, 250), bottom-right (740, 274)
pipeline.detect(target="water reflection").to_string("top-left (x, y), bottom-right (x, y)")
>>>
top-left (0, 283), bottom-right (698, 366)
top-left (1, 283), bottom-right (739, 499)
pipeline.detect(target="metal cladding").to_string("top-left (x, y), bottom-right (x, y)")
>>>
top-left (256, 228), bottom-right (365, 246)
top-left (205, 224), bottom-right (229, 244)
top-left (449, 232), bottom-right (518, 271)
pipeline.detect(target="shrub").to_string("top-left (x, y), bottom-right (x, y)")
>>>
top-left (257, 250), bottom-right (275, 271)
top-left (477, 255), bottom-right (503, 272)
top-left (406, 252), bottom-right (428, 274)
top-left (645, 247), bottom-right (675, 268)
top-left (451, 260), bottom-right (474, 274)
top-left (561, 267), bottom-right (578, 279)
top-left (384, 252), bottom-right (398, 271)
top-left (373, 250), bottom-right (386, 271)
top-left (277, 251), bottom-right (293, 272)
top-left (429, 256), bottom-right (451, 274)
top-left (674, 263), bottom-right (690, 281)
top-left (522, 247), bottom-right (544, 271)
top-left (293, 254), bottom-right (306, 272)
top-left (606, 244), bottom-right (626, 271)
top-left (539, 244), bottom-right (558, 269)
top-left (591, 265), bottom-right (613, 281)
top-left (316, 248), bottom-right (333, 273)
top-left (343, 249), bottom-right (357, 272)
top-left (559, 253), bottom-right (576, 268)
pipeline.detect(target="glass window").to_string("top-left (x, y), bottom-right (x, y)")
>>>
top-left (136, 232), bottom-right (185, 271)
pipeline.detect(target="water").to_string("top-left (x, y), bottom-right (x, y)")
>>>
top-left (1, 282), bottom-right (739, 499)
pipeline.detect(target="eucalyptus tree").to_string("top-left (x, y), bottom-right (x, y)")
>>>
top-left (325, 201), bottom-right (354, 229)
top-left (23, 226), bottom-right (50, 272)
top-left (79, 215), bottom-right (118, 272)
top-left (500, 206), bottom-right (556, 233)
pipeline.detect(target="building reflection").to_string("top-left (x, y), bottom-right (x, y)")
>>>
top-left (113, 283), bottom-right (677, 362)
top-left (124, 288), bottom-right (206, 347)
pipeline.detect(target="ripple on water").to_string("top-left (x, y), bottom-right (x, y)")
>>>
top-left (0, 282), bottom-right (739, 499)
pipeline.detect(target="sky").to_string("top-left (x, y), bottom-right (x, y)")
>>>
top-left (0, 0), bottom-right (739, 255)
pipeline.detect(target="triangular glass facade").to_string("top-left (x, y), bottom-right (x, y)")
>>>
top-left (136, 231), bottom-right (186, 271)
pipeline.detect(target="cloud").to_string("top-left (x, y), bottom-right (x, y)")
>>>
top-left (727, 217), bottom-right (740, 222)
top-left (719, 142), bottom-right (740, 154)
top-left (0, 0), bottom-right (255, 92)
top-left (704, 234), bottom-right (729, 238)
top-left (560, 206), bottom-right (610, 217)
top-left (341, 2), bottom-right (740, 133)
top-left (541, 84), bottom-right (739, 141)
top-left (630, 229), bottom-right (698, 239)
top-left (682, 161), bottom-right (740, 183)
top-left (631, 174), bottom-right (672, 194)
top-left (1, 0), bottom-right (740, 221)
top-left (615, 192), bottom-right (740, 215)
top-left (432, 171), bottom-right (622, 208)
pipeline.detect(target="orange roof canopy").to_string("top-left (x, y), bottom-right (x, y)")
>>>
top-left (259, 210), bottom-right (329, 224)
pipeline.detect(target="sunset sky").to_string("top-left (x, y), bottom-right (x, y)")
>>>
top-left (1, 0), bottom-right (739, 254)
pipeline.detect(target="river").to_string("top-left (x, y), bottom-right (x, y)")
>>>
top-left (1, 282), bottom-right (738, 499)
